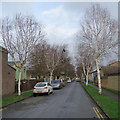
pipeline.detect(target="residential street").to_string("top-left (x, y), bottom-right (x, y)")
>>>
top-left (2, 82), bottom-right (107, 119)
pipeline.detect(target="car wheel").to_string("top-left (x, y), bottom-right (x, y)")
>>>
top-left (33, 93), bottom-right (36, 97)
top-left (51, 90), bottom-right (53, 94)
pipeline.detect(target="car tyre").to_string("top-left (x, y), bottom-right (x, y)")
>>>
top-left (33, 93), bottom-right (36, 97)
top-left (51, 91), bottom-right (53, 94)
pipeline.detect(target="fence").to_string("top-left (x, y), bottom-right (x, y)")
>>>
top-left (101, 75), bottom-right (120, 91)
top-left (15, 79), bottom-right (44, 92)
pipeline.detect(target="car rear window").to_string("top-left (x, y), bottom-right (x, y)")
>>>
top-left (35, 83), bottom-right (46, 87)
top-left (52, 80), bottom-right (60, 83)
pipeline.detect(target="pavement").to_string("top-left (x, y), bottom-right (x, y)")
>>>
top-left (88, 84), bottom-right (119, 102)
top-left (2, 81), bottom-right (107, 119)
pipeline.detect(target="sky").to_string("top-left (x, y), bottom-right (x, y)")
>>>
top-left (1, 1), bottom-right (118, 66)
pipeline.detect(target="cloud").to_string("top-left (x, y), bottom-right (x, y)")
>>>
top-left (41, 5), bottom-right (79, 43)
top-left (42, 6), bottom-right (63, 16)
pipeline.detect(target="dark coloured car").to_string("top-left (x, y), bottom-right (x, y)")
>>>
top-left (51, 79), bottom-right (63, 89)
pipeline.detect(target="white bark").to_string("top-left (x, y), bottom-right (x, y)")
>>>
top-left (86, 71), bottom-right (88, 86)
top-left (18, 69), bottom-right (22, 96)
top-left (1, 14), bottom-right (45, 96)
top-left (96, 59), bottom-right (102, 94)
top-left (82, 60), bottom-right (86, 81)
top-left (49, 71), bottom-right (53, 84)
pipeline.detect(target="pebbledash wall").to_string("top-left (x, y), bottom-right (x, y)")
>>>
top-left (0, 46), bottom-right (16, 96)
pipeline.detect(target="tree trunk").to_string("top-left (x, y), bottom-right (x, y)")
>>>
top-left (96, 59), bottom-right (102, 94)
top-left (82, 61), bottom-right (86, 83)
top-left (86, 71), bottom-right (88, 86)
top-left (49, 71), bottom-right (53, 84)
top-left (18, 68), bottom-right (22, 96)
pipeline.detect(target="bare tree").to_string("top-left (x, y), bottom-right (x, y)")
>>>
top-left (76, 43), bottom-right (95, 86)
top-left (28, 40), bottom-right (48, 78)
top-left (54, 56), bottom-right (75, 79)
top-left (79, 4), bottom-right (118, 94)
top-left (44, 44), bottom-right (65, 84)
top-left (1, 14), bottom-right (45, 95)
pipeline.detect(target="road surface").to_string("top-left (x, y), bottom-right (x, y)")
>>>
top-left (2, 81), bottom-right (107, 119)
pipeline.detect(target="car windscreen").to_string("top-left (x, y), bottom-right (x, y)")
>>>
top-left (35, 83), bottom-right (46, 87)
top-left (52, 80), bottom-right (60, 83)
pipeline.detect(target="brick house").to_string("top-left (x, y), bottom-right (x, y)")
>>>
top-left (0, 46), bottom-right (16, 96)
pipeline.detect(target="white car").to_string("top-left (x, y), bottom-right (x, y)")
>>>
top-left (67, 79), bottom-right (71, 83)
top-left (33, 82), bottom-right (53, 96)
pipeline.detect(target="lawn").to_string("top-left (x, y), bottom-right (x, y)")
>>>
top-left (82, 84), bottom-right (119, 119)
top-left (0, 90), bottom-right (33, 107)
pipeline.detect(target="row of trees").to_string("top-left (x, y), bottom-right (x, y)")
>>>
top-left (1, 14), bottom-right (75, 95)
top-left (1, 4), bottom-right (118, 95)
top-left (29, 41), bottom-right (75, 84)
top-left (76, 4), bottom-right (118, 94)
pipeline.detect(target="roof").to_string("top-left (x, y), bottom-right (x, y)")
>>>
top-left (108, 61), bottom-right (120, 66)
top-left (8, 64), bottom-right (16, 71)
top-left (8, 61), bottom-right (20, 66)
top-left (8, 61), bottom-right (15, 66)
top-left (0, 46), bottom-right (8, 54)
top-left (89, 68), bottom-right (101, 74)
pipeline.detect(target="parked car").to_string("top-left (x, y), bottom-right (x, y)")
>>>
top-left (33, 82), bottom-right (53, 96)
top-left (76, 78), bottom-right (80, 82)
top-left (51, 79), bottom-right (63, 89)
top-left (67, 79), bottom-right (72, 83)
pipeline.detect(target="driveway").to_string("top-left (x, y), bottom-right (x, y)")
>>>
top-left (2, 81), bottom-right (107, 119)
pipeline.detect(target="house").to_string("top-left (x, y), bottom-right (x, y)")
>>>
top-left (8, 61), bottom-right (26, 81)
top-left (26, 69), bottom-right (38, 80)
top-left (0, 46), bottom-right (16, 96)
top-left (88, 61), bottom-right (120, 91)
top-left (101, 61), bottom-right (120, 91)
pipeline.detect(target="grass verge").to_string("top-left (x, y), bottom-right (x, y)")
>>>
top-left (82, 83), bottom-right (119, 119)
top-left (0, 90), bottom-right (33, 108)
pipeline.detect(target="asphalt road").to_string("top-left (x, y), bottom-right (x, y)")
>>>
top-left (2, 81), bottom-right (107, 119)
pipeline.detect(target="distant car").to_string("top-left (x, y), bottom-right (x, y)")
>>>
top-left (67, 79), bottom-right (72, 83)
top-left (51, 79), bottom-right (63, 89)
top-left (76, 78), bottom-right (80, 82)
top-left (33, 82), bottom-right (53, 96)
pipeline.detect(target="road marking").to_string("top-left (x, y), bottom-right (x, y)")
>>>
top-left (93, 107), bottom-right (104, 120)
top-left (93, 107), bottom-right (101, 120)
top-left (96, 107), bottom-right (104, 120)
top-left (0, 107), bottom-right (7, 112)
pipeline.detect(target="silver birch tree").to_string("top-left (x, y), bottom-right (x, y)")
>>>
top-left (80, 4), bottom-right (118, 94)
top-left (44, 44), bottom-right (64, 84)
top-left (1, 14), bottom-right (45, 95)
